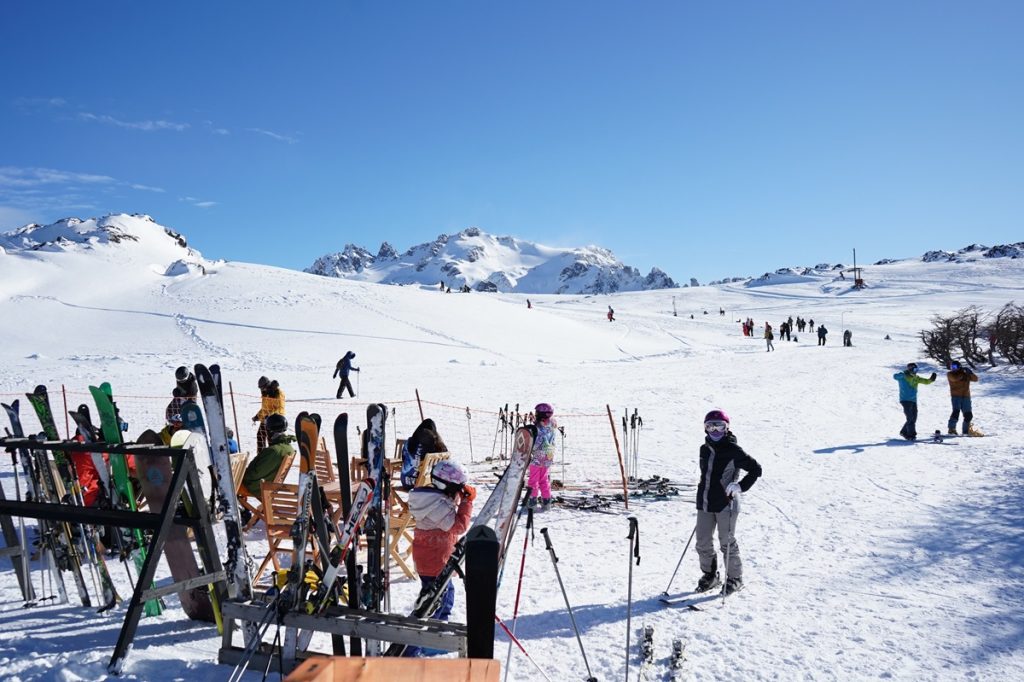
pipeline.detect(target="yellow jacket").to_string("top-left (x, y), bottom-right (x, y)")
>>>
top-left (255, 390), bottom-right (286, 421)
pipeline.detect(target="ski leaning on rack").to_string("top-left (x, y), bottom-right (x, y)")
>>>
top-left (2, 399), bottom-right (69, 605)
top-left (195, 363), bottom-right (254, 601)
top-left (384, 424), bottom-right (534, 657)
top-left (90, 382), bottom-right (164, 617)
top-left (361, 403), bottom-right (389, 655)
top-left (27, 385), bottom-right (119, 612)
top-left (333, 412), bottom-right (362, 655)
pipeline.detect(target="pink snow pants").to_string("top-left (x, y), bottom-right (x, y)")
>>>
top-left (528, 464), bottom-right (552, 500)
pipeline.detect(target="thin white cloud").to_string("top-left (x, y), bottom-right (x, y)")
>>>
top-left (179, 196), bottom-right (218, 209)
top-left (13, 96), bottom-right (67, 109)
top-left (0, 166), bottom-right (116, 188)
top-left (203, 120), bottom-right (230, 136)
top-left (78, 112), bottom-right (190, 132)
top-left (246, 127), bottom-right (298, 144)
top-left (130, 183), bottom-right (166, 193)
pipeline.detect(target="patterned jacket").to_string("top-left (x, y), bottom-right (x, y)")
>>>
top-left (696, 433), bottom-right (762, 514)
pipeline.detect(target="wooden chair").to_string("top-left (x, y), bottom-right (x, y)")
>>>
top-left (415, 452), bottom-right (450, 487)
top-left (230, 452), bottom-right (250, 495)
top-left (313, 437), bottom-right (336, 485)
top-left (252, 481), bottom-right (319, 585)
top-left (239, 448), bottom-right (296, 531)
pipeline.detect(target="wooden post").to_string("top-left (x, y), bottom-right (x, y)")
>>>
top-left (61, 384), bottom-right (70, 439)
top-left (229, 381), bottom-right (242, 451)
top-left (415, 389), bottom-right (424, 422)
top-left (607, 405), bottom-right (629, 509)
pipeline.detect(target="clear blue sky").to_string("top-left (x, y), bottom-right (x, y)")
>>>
top-left (2, 1), bottom-right (1021, 284)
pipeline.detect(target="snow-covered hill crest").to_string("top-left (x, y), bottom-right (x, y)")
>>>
top-left (305, 227), bottom-right (678, 294)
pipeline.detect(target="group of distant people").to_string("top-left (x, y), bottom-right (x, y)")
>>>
top-left (741, 315), bottom-right (847, 351)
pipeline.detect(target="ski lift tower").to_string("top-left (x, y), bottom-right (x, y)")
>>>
top-left (850, 248), bottom-right (865, 289)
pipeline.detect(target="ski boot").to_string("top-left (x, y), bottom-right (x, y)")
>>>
top-left (723, 577), bottom-right (743, 596)
top-left (540, 498), bottom-right (553, 512)
top-left (527, 497), bottom-right (538, 510)
top-left (695, 570), bottom-right (721, 593)
top-left (967, 425), bottom-right (984, 437)
top-left (947, 428), bottom-right (958, 436)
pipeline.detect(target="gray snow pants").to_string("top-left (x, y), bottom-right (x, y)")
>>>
top-left (695, 506), bottom-right (742, 580)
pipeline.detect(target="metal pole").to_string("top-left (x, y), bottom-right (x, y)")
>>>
top-left (415, 389), bottom-right (424, 422)
top-left (662, 523), bottom-right (697, 595)
top-left (228, 381), bottom-right (242, 452)
top-left (625, 516), bottom-right (639, 682)
top-left (466, 407), bottom-right (475, 463)
top-left (61, 384), bottom-right (70, 439)
top-left (540, 527), bottom-right (597, 682)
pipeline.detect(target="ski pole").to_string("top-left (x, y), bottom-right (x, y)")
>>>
top-left (495, 614), bottom-right (555, 682)
top-left (722, 497), bottom-right (737, 607)
top-left (625, 516), bottom-right (639, 682)
top-left (540, 527), bottom-right (597, 682)
top-left (490, 406), bottom-right (502, 460)
top-left (661, 522), bottom-right (697, 596)
top-left (466, 407), bottom-right (475, 463)
top-left (503, 504), bottom-right (534, 682)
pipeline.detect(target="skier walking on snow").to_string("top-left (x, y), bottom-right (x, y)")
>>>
top-left (333, 351), bottom-right (359, 399)
top-left (405, 460), bottom-right (476, 657)
top-left (608, 306), bottom-right (615, 322)
top-left (527, 403), bottom-right (557, 511)
top-left (893, 362), bottom-right (936, 441)
top-left (694, 409), bottom-right (762, 596)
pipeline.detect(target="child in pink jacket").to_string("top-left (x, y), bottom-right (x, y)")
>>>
top-left (528, 402), bottom-right (557, 510)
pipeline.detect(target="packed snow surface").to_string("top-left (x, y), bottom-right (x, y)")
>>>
top-left (1, 219), bottom-right (1022, 681)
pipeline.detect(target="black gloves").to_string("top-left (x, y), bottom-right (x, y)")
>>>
top-left (929, 372), bottom-right (937, 381)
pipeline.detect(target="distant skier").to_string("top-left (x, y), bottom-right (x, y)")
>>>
top-left (608, 306), bottom-right (615, 322)
top-left (694, 410), bottom-right (762, 596)
top-left (527, 299), bottom-right (532, 309)
top-left (226, 428), bottom-right (240, 454)
top-left (333, 351), bottom-right (360, 399)
top-left (527, 403), bottom-right (557, 511)
top-left (817, 324), bottom-right (829, 346)
top-left (947, 360), bottom-right (981, 436)
top-left (405, 460), bottom-right (476, 656)
top-left (843, 329), bottom-right (853, 347)
top-left (764, 324), bottom-right (774, 352)
top-left (252, 376), bottom-right (286, 451)
top-left (400, 418), bottom-right (448, 490)
top-left (893, 362), bottom-right (936, 441)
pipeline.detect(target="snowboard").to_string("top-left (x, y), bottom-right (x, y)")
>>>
top-left (134, 429), bottom-right (216, 622)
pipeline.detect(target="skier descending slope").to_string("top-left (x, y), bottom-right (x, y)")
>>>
top-left (693, 409), bottom-right (762, 596)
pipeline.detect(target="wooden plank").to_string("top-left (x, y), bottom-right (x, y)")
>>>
top-left (285, 657), bottom-right (500, 682)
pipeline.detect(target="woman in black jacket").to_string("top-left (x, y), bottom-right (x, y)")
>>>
top-left (694, 409), bottom-right (762, 595)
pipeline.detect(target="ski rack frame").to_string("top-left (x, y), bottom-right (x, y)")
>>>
top-left (0, 483), bottom-right (35, 600)
top-left (0, 436), bottom-right (229, 675)
top-left (218, 525), bottom-right (501, 675)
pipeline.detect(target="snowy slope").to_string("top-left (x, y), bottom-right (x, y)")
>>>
top-left (1, 218), bottom-right (1023, 681)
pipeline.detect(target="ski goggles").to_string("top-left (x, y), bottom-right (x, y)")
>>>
top-left (704, 420), bottom-right (729, 434)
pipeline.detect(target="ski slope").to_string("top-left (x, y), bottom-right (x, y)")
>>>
top-left (1, 230), bottom-right (1022, 681)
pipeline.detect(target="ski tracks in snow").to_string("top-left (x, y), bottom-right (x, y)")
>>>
top-left (173, 313), bottom-right (232, 361)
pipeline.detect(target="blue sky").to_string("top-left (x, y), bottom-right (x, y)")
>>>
top-left (2, 1), bottom-right (1021, 284)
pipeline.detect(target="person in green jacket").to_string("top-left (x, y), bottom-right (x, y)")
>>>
top-left (893, 362), bottom-right (936, 441)
top-left (240, 414), bottom-right (294, 500)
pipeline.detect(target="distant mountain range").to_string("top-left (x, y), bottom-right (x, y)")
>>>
top-left (2, 214), bottom-right (1020, 293)
top-left (305, 227), bottom-right (678, 294)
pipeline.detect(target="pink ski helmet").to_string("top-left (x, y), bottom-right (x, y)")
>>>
top-left (534, 403), bottom-right (554, 419)
top-left (431, 460), bottom-right (467, 495)
top-left (703, 409), bottom-right (730, 424)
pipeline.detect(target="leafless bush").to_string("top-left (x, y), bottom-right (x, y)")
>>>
top-left (989, 303), bottom-right (1024, 365)
top-left (920, 306), bottom-right (994, 367)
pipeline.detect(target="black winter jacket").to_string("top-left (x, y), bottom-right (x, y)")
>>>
top-left (696, 433), bottom-right (762, 513)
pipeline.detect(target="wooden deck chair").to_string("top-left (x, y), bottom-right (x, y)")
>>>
top-left (314, 437), bottom-right (336, 485)
top-left (230, 452), bottom-right (250, 495)
top-left (252, 481), bottom-right (319, 585)
top-left (239, 448), bottom-right (296, 531)
top-left (415, 452), bottom-right (450, 487)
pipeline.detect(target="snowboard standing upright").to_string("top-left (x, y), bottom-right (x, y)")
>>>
top-left (134, 428), bottom-right (217, 622)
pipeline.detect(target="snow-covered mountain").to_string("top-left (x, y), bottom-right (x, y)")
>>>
top-left (305, 227), bottom-right (678, 294)
top-left (0, 213), bottom-right (209, 276)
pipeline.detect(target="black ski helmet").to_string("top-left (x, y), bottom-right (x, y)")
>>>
top-left (175, 366), bottom-right (190, 382)
top-left (258, 376), bottom-right (270, 390)
top-left (265, 413), bottom-right (288, 434)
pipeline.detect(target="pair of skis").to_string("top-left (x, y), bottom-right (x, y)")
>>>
top-left (637, 625), bottom-right (685, 681)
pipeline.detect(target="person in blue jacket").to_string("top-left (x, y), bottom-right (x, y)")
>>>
top-left (333, 351), bottom-right (359, 399)
top-left (893, 362), bottom-right (936, 440)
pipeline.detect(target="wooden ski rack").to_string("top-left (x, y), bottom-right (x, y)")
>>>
top-left (0, 437), bottom-right (228, 675)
